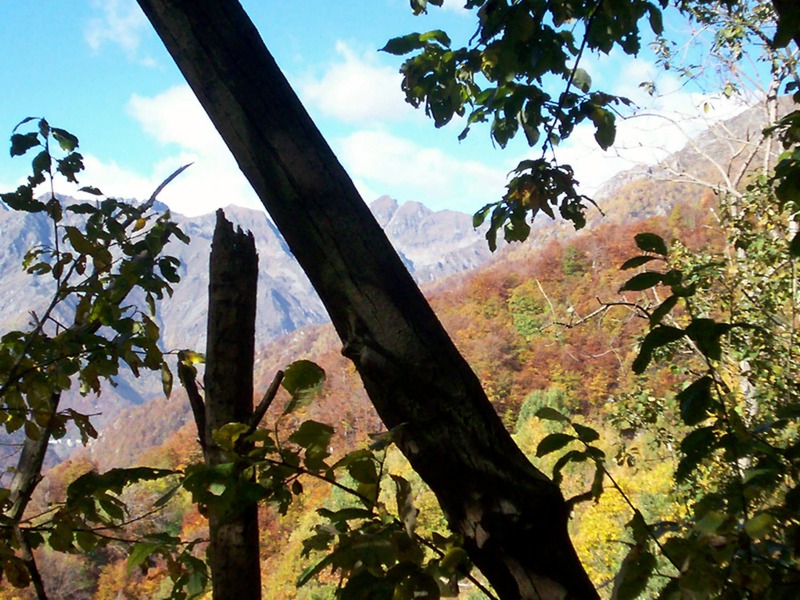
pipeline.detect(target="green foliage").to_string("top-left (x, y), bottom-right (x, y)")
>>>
top-left (298, 440), bottom-right (483, 600)
top-left (514, 387), bottom-right (570, 432)
top-left (612, 177), bottom-right (800, 597)
top-left (0, 119), bottom-right (191, 595)
top-left (385, 0), bottom-right (668, 244)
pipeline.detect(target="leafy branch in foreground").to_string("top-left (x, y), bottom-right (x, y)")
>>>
top-left (0, 118), bottom-right (189, 597)
top-left (608, 179), bottom-right (800, 597)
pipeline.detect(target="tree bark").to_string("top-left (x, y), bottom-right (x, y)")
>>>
top-left (203, 210), bottom-right (261, 599)
top-left (136, 2), bottom-right (598, 597)
top-left (771, 0), bottom-right (800, 48)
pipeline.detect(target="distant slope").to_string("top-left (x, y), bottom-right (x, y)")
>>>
top-left (0, 195), bottom-right (493, 465)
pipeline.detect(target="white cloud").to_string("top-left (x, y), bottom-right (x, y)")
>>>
top-left (440, 0), bottom-right (469, 13)
top-left (299, 42), bottom-right (418, 125)
top-left (551, 53), bottom-right (751, 194)
top-left (127, 86), bottom-right (221, 153)
top-left (85, 0), bottom-right (154, 64)
top-left (66, 85), bottom-right (262, 216)
top-left (335, 129), bottom-right (509, 211)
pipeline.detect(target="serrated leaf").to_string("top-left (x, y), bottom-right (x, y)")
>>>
top-left (536, 433), bottom-right (576, 457)
top-left (634, 232), bottom-right (667, 255)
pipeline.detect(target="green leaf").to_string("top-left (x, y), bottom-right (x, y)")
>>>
top-left (536, 433), bottom-right (576, 457)
top-left (67, 467), bottom-right (175, 503)
top-left (552, 450), bottom-right (587, 485)
top-left (289, 420), bottom-right (334, 451)
top-left (632, 325), bottom-right (685, 374)
top-left (572, 423), bottom-right (600, 444)
top-left (419, 29), bottom-right (451, 47)
top-left (78, 185), bottom-right (103, 196)
top-left (473, 204), bottom-right (492, 228)
top-left (317, 507), bottom-right (373, 523)
top-left (64, 225), bottom-right (96, 255)
top-left (57, 152), bottom-right (84, 183)
top-left (282, 360), bottom-right (326, 415)
top-left (153, 483), bottom-right (182, 509)
top-left (591, 107), bottom-right (616, 150)
top-left (634, 232), bottom-right (667, 255)
top-left (75, 530), bottom-right (97, 552)
top-left (677, 376), bottom-right (714, 426)
top-left (677, 427), bottom-right (717, 481)
top-left (391, 474), bottom-right (418, 536)
top-left (620, 255), bottom-right (660, 270)
top-left (685, 318), bottom-right (732, 361)
top-left (10, 132), bottom-right (40, 157)
top-left (51, 128), bottom-right (79, 152)
top-left (161, 361), bottom-right (173, 398)
top-left (647, 4), bottom-right (664, 35)
top-left (348, 456), bottom-right (379, 484)
top-left (297, 552), bottom-right (337, 587)
top-left (744, 512), bottom-right (774, 540)
top-left (649, 295), bottom-right (678, 326)
top-left (572, 68), bottom-right (592, 93)
top-left (619, 271), bottom-right (663, 292)
top-left (212, 422), bottom-right (250, 451)
top-left (381, 33), bottom-right (425, 55)
top-left (127, 542), bottom-right (162, 574)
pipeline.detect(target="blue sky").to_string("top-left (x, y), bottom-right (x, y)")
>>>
top-left (0, 1), bottom-right (747, 217)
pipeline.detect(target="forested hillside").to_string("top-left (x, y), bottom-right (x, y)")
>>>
top-left (7, 170), bottom-right (726, 598)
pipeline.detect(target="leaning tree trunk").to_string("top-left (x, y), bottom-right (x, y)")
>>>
top-left (136, 2), bottom-right (598, 598)
top-left (204, 210), bottom-right (261, 599)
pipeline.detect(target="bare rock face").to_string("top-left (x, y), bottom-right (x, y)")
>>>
top-left (371, 195), bottom-right (493, 282)
top-left (0, 195), bottom-right (492, 465)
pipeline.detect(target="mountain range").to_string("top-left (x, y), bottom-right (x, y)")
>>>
top-left (0, 97), bottom-right (784, 469)
top-left (0, 194), bottom-right (495, 463)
